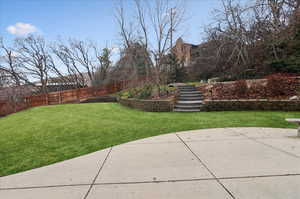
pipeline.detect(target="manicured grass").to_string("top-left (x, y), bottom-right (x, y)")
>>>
top-left (0, 103), bottom-right (299, 177)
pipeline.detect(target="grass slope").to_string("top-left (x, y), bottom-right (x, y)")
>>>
top-left (0, 103), bottom-right (299, 176)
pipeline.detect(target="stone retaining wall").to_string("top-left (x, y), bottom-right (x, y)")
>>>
top-left (203, 100), bottom-right (300, 111)
top-left (119, 98), bottom-right (174, 112)
top-left (198, 76), bottom-right (300, 100)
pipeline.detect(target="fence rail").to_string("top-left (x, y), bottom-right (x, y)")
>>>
top-left (0, 77), bottom-right (151, 116)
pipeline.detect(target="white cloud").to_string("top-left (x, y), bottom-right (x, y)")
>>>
top-left (111, 46), bottom-right (120, 54)
top-left (11, 51), bottom-right (19, 57)
top-left (6, 22), bottom-right (38, 36)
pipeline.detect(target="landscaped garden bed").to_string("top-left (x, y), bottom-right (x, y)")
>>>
top-left (198, 74), bottom-right (300, 100)
top-left (190, 74), bottom-right (300, 112)
top-left (117, 83), bottom-right (177, 112)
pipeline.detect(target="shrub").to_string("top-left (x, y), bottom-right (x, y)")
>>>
top-left (234, 80), bottom-right (248, 99)
top-left (137, 84), bottom-right (153, 99)
top-left (118, 87), bottom-right (140, 99)
top-left (266, 74), bottom-right (298, 98)
top-left (247, 81), bottom-right (267, 99)
top-left (211, 83), bottom-right (236, 100)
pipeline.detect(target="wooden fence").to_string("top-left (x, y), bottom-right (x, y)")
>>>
top-left (0, 77), bottom-right (151, 116)
top-left (25, 81), bottom-right (130, 107)
top-left (0, 101), bottom-right (29, 116)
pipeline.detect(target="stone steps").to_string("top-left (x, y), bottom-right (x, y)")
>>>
top-left (174, 85), bottom-right (203, 112)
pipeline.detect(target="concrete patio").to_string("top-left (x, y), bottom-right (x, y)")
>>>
top-left (1, 127), bottom-right (300, 198)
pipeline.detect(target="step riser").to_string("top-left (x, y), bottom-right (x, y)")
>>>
top-left (179, 88), bottom-right (197, 90)
top-left (180, 93), bottom-right (201, 96)
top-left (180, 96), bottom-right (203, 98)
top-left (175, 104), bottom-right (203, 107)
top-left (179, 90), bottom-right (197, 93)
top-left (174, 109), bottom-right (201, 112)
top-left (177, 100), bottom-right (203, 103)
top-left (178, 86), bottom-right (195, 88)
top-left (179, 99), bottom-right (203, 101)
top-left (175, 106), bottom-right (202, 109)
top-left (180, 94), bottom-right (202, 96)
top-left (179, 96), bottom-right (203, 98)
top-left (180, 91), bottom-right (201, 94)
top-left (178, 88), bottom-right (196, 90)
top-left (180, 98), bottom-right (203, 100)
top-left (177, 103), bottom-right (203, 106)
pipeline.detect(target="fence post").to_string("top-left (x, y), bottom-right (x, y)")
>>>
top-left (46, 94), bottom-right (49, 105)
top-left (59, 91), bottom-right (62, 104)
top-left (76, 88), bottom-right (80, 103)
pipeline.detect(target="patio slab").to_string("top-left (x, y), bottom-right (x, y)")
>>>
top-left (126, 133), bottom-right (181, 145)
top-left (176, 128), bottom-right (245, 142)
top-left (185, 139), bottom-right (300, 178)
top-left (0, 149), bottom-right (110, 189)
top-left (232, 127), bottom-right (297, 139)
top-left (221, 175), bottom-right (300, 199)
top-left (96, 142), bottom-right (213, 183)
top-left (2, 127), bottom-right (300, 199)
top-left (0, 185), bottom-right (88, 199)
top-left (88, 180), bottom-right (233, 199)
top-left (258, 137), bottom-right (300, 157)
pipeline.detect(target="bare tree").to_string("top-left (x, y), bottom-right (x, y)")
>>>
top-left (115, 0), bottom-right (186, 95)
top-left (115, 0), bottom-right (136, 48)
top-left (201, 0), bottom-right (299, 79)
top-left (0, 37), bottom-right (33, 112)
top-left (0, 37), bottom-right (27, 86)
top-left (15, 35), bottom-right (52, 93)
top-left (51, 39), bottom-right (111, 89)
top-left (50, 41), bottom-right (87, 89)
top-left (69, 39), bottom-right (97, 83)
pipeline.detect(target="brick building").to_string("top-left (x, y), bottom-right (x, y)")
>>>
top-left (171, 38), bottom-right (200, 67)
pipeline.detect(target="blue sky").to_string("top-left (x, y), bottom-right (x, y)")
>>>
top-left (0, 0), bottom-right (221, 49)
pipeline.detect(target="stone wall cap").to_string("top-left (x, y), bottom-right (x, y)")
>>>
top-left (204, 99), bottom-right (300, 102)
top-left (121, 98), bottom-right (173, 102)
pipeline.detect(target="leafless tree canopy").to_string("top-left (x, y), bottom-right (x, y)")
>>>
top-left (115, 0), bottom-right (186, 92)
top-left (50, 40), bottom-right (89, 89)
top-left (0, 37), bottom-right (27, 87)
top-left (14, 35), bottom-right (53, 93)
top-left (195, 0), bottom-right (300, 80)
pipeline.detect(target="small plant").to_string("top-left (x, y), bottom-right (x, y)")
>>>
top-left (234, 80), bottom-right (248, 99)
top-left (137, 84), bottom-right (153, 99)
top-left (247, 81), bottom-right (267, 99)
top-left (119, 84), bottom-right (176, 100)
top-left (118, 87), bottom-right (139, 99)
top-left (266, 74), bottom-right (298, 98)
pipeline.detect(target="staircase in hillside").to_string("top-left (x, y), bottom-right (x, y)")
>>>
top-left (173, 85), bottom-right (203, 112)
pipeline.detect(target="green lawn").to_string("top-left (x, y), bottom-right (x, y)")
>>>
top-left (1, 103), bottom-right (299, 177)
